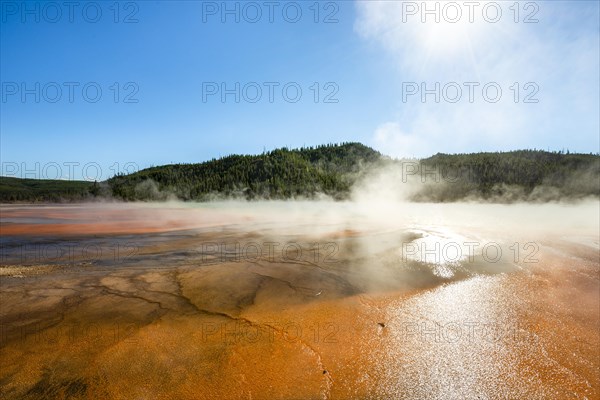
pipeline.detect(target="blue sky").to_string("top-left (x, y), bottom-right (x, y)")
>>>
top-left (1, 1), bottom-right (598, 180)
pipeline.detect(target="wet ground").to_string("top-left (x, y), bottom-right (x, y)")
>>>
top-left (0, 202), bottom-right (598, 399)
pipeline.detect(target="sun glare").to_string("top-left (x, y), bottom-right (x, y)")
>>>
top-left (402, 0), bottom-right (493, 58)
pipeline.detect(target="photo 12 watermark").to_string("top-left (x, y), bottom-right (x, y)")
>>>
top-left (202, 81), bottom-right (339, 104)
top-left (402, 81), bottom-right (540, 104)
top-left (1, 82), bottom-right (140, 104)
top-left (201, 320), bottom-right (338, 344)
top-left (200, 1), bottom-right (340, 24)
top-left (398, 1), bottom-right (539, 24)
top-left (194, 241), bottom-right (339, 265)
top-left (1, 1), bottom-right (140, 24)
top-left (1, 161), bottom-right (138, 181)
top-left (393, 319), bottom-right (538, 345)
top-left (401, 241), bottom-right (540, 265)
top-left (0, 320), bottom-right (142, 347)
top-left (0, 242), bottom-right (141, 266)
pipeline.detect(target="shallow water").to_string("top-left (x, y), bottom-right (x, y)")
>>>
top-left (0, 202), bottom-right (598, 399)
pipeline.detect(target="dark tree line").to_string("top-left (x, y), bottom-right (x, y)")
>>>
top-left (1, 144), bottom-right (597, 203)
top-left (108, 143), bottom-right (377, 201)
top-left (415, 150), bottom-right (600, 201)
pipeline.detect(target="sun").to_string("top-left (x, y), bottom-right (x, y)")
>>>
top-left (422, 18), bottom-right (472, 55)
top-left (403, 0), bottom-right (491, 58)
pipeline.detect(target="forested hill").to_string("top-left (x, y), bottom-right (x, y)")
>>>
top-left (108, 143), bottom-right (381, 200)
top-left (0, 177), bottom-right (94, 203)
top-left (416, 150), bottom-right (599, 202)
top-left (0, 143), bottom-right (598, 202)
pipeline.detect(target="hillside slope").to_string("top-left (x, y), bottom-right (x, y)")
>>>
top-left (416, 150), bottom-right (600, 201)
top-left (108, 143), bottom-right (381, 200)
top-left (0, 177), bottom-right (94, 202)
top-left (0, 144), bottom-right (598, 203)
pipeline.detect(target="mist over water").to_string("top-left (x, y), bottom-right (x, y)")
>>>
top-left (2, 199), bottom-right (598, 284)
top-left (1, 199), bottom-right (598, 399)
